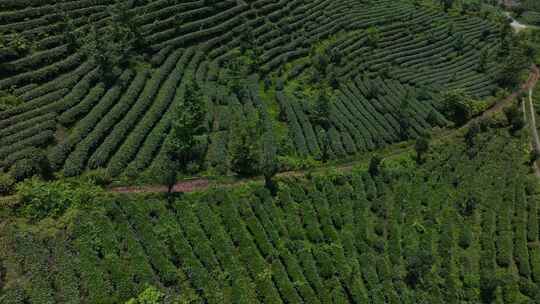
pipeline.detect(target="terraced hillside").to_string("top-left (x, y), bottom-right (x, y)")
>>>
top-left (2, 124), bottom-right (540, 303)
top-left (0, 0), bottom-right (510, 180)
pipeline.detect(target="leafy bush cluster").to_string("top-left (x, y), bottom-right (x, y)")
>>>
top-left (13, 178), bottom-right (103, 221)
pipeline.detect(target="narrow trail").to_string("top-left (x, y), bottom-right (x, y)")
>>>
top-left (528, 88), bottom-right (540, 152)
top-left (112, 179), bottom-right (211, 194)
top-left (524, 76), bottom-right (540, 178)
top-left (111, 65), bottom-right (540, 194)
top-left (467, 64), bottom-right (539, 127)
top-left (504, 11), bottom-right (528, 33)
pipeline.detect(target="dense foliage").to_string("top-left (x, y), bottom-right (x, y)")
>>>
top-left (1, 124), bottom-right (539, 303)
top-left (0, 0), bottom-right (521, 181)
top-left (0, 2), bottom-right (538, 303)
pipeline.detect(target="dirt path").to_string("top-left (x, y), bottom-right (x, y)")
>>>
top-left (505, 11), bottom-right (528, 33)
top-left (468, 64), bottom-right (539, 127)
top-left (110, 66), bottom-right (540, 194)
top-left (112, 179), bottom-right (211, 194)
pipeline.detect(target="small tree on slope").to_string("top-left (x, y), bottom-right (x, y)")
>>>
top-left (165, 81), bottom-right (206, 195)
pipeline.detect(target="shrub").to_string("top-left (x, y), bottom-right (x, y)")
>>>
top-left (14, 178), bottom-right (102, 221)
top-left (0, 173), bottom-right (15, 195)
top-left (405, 249), bottom-right (434, 288)
top-left (125, 285), bottom-right (164, 304)
top-left (82, 169), bottom-right (112, 187)
top-left (368, 155), bottom-right (382, 177)
top-left (439, 89), bottom-right (475, 125)
top-left (459, 225), bottom-right (473, 249)
top-left (228, 111), bottom-right (261, 177)
top-left (9, 150), bottom-right (52, 182)
top-left (0, 90), bottom-right (23, 111)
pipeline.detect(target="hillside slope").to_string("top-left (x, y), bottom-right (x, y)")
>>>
top-left (1, 124), bottom-right (540, 303)
top-left (0, 0), bottom-right (510, 180)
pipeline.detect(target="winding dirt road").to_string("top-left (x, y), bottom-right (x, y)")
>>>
top-left (468, 64), bottom-right (539, 127)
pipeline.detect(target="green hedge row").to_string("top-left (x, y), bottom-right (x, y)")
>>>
top-left (86, 50), bottom-right (182, 170)
top-left (59, 70), bottom-right (134, 176)
top-left (58, 82), bottom-right (106, 126)
top-left (107, 49), bottom-right (192, 177)
top-left (67, 70), bottom-right (149, 175)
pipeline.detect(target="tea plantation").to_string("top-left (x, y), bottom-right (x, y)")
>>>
top-left (2, 122), bottom-right (540, 303)
top-left (0, 0), bottom-right (517, 180)
top-left (1, 0), bottom-right (540, 303)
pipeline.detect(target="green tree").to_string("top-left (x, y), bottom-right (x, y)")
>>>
top-left (318, 129), bottom-right (331, 163)
top-left (0, 173), bottom-right (15, 196)
top-left (369, 155), bottom-right (382, 177)
top-left (11, 149), bottom-right (52, 182)
top-left (503, 104), bottom-right (524, 132)
top-left (459, 225), bottom-right (473, 249)
top-left (166, 81), bottom-right (206, 194)
top-left (229, 111), bottom-right (261, 177)
top-left (80, 1), bottom-right (144, 82)
top-left (108, 0), bottom-right (145, 51)
top-left (326, 47), bottom-right (342, 66)
top-left (80, 25), bottom-right (121, 81)
top-left (465, 122), bottom-right (480, 159)
top-left (440, 89), bottom-right (474, 126)
top-left (439, 0), bottom-right (454, 12)
top-left (458, 195), bottom-right (478, 217)
top-left (229, 108), bottom-right (280, 194)
top-left (497, 16), bottom-right (512, 50)
top-left (414, 135), bottom-right (430, 164)
top-left (465, 122), bottom-right (479, 148)
top-left (496, 44), bottom-right (531, 88)
top-left (310, 91), bottom-right (332, 130)
top-left (125, 285), bottom-right (164, 304)
top-left (327, 71), bottom-right (339, 89)
top-left (15, 178), bottom-right (102, 222)
top-left (312, 53), bottom-right (329, 76)
top-left (405, 249), bottom-right (434, 288)
top-left (366, 26), bottom-right (381, 48)
top-left (417, 87), bottom-right (431, 101)
top-left (365, 80), bottom-right (380, 99)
